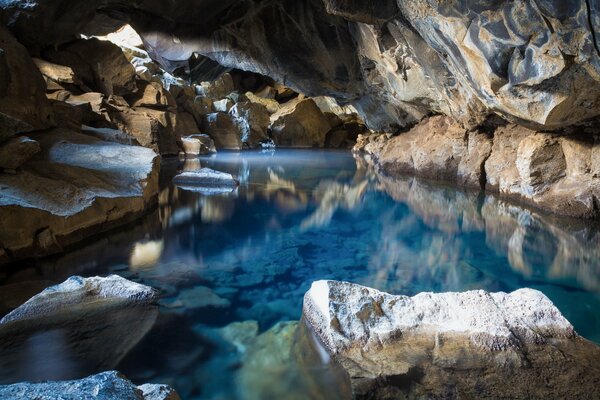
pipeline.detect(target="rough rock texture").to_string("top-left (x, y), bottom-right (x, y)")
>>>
top-left (0, 276), bottom-right (159, 382)
top-left (6, 0), bottom-right (600, 131)
top-left (0, 371), bottom-right (179, 400)
top-left (0, 129), bottom-right (159, 264)
top-left (270, 99), bottom-right (332, 148)
top-left (202, 112), bottom-right (242, 150)
top-left (359, 116), bottom-right (600, 218)
top-left (0, 25), bottom-right (53, 130)
top-left (303, 280), bottom-right (600, 399)
top-left (0, 136), bottom-right (40, 170)
top-left (229, 101), bottom-right (270, 148)
top-left (173, 168), bottom-right (239, 194)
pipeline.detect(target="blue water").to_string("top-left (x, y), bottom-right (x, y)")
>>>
top-left (0, 150), bottom-right (599, 399)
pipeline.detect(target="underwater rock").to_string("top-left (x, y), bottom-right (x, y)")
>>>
top-left (173, 168), bottom-right (239, 194)
top-left (0, 276), bottom-right (159, 382)
top-left (0, 371), bottom-right (180, 400)
top-left (0, 128), bottom-right (159, 264)
top-left (303, 280), bottom-right (600, 399)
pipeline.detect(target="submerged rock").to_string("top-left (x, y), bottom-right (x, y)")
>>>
top-left (0, 371), bottom-right (180, 400)
top-left (173, 168), bottom-right (239, 194)
top-left (303, 280), bottom-right (600, 399)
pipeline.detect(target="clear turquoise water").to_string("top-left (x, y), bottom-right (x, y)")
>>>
top-left (0, 150), bottom-right (599, 399)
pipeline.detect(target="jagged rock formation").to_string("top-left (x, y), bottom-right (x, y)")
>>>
top-left (0, 371), bottom-right (180, 400)
top-left (357, 115), bottom-right (600, 218)
top-left (303, 280), bottom-right (600, 399)
top-left (3, 0), bottom-right (600, 131)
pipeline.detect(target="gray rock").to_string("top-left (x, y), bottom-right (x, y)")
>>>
top-left (229, 101), bottom-right (270, 148)
top-left (303, 280), bottom-right (600, 399)
top-left (0, 128), bottom-right (159, 264)
top-left (173, 168), bottom-right (239, 194)
top-left (0, 136), bottom-right (41, 170)
top-left (0, 371), bottom-right (179, 400)
top-left (213, 98), bottom-right (234, 113)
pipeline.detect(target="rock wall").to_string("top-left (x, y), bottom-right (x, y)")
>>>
top-left (3, 0), bottom-right (600, 132)
top-left (357, 115), bottom-right (600, 218)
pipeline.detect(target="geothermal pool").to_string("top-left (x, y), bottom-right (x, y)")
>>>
top-left (1, 150), bottom-right (599, 399)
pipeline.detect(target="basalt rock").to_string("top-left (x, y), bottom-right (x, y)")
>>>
top-left (0, 136), bottom-right (40, 171)
top-left (303, 280), bottom-right (600, 399)
top-left (0, 371), bottom-right (179, 400)
top-left (270, 98), bottom-right (332, 148)
top-left (202, 112), bottom-right (242, 150)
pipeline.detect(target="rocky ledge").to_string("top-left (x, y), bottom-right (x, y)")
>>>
top-left (0, 371), bottom-right (180, 400)
top-left (356, 115), bottom-right (600, 218)
top-left (302, 280), bottom-right (600, 399)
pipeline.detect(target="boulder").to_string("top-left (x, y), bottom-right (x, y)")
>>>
top-left (0, 276), bottom-right (159, 382)
top-left (195, 73), bottom-right (234, 99)
top-left (202, 112), bottom-right (242, 150)
top-left (0, 128), bottom-right (159, 264)
top-left (0, 112), bottom-right (33, 144)
top-left (378, 115), bottom-right (468, 182)
top-left (173, 168), bottom-right (239, 194)
top-left (229, 101), bottom-right (270, 148)
top-left (181, 135), bottom-right (213, 156)
top-left (42, 38), bottom-right (137, 96)
top-left (0, 136), bottom-right (41, 171)
top-left (270, 99), bottom-right (331, 148)
top-left (33, 57), bottom-right (81, 86)
top-left (245, 92), bottom-right (280, 114)
top-left (213, 98), bottom-right (234, 113)
top-left (0, 25), bottom-right (53, 130)
top-left (303, 280), bottom-right (600, 399)
top-left (125, 81), bottom-right (176, 110)
top-left (0, 371), bottom-right (179, 400)
top-left (175, 111), bottom-right (200, 137)
top-left (108, 104), bottom-right (180, 155)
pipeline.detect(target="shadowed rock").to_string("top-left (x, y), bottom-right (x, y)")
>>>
top-left (0, 276), bottom-right (159, 383)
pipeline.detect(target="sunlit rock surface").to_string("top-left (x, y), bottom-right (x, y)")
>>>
top-left (303, 280), bottom-right (600, 399)
top-left (0, 128), bottom-right (159, 265)
top-left (0, 276), bottom-right (159, 383)
top-left (0, 371), bottom-right (180, 400)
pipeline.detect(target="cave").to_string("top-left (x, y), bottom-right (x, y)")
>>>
top-left (0, 1), bottom-right (599, 399)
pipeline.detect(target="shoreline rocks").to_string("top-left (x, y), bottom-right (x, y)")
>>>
top-left (356, 115), bottom-right (600, 218)
top-left (0, 371), bottom-right (180, 400)
top-left (303, 280), bottom-right (600, 399)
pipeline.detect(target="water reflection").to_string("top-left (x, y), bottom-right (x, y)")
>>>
top-left (0, 150), bottom-right (598, 399)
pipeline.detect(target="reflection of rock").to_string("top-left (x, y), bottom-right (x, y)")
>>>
top-left (0, 276), bottom-right (159, 383)
top-left (237, 321), bottom-right (351, 400)
top-left (301, 180), bottom-right (368, 229)
top-left (129, 240), bottom-right (164, 270)
top-left (173, 168), bottom-right (239, 195)
top-left (303, 280), bottom-right (600, 399)
top-left (0, 371), bottom-right (180, 400)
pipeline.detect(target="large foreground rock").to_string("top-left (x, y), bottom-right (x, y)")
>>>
top-left (0, 371), bottom-right (179, 400)
top-left (0, 276), bottom-right (159, 383)
top-left (303, 280), bottom-right (600, 399)
top-left (0, 128), bottom-right (159, 265)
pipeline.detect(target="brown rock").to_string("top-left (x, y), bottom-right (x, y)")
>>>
top-left (202, 112), bottom-right (242, 150)
top-left (43, 38), bottom-right (136, 96)
top-left (126, 81), bottom-right (176, 109)
top-left (516, 134), bottom-right (566, 196)
top-left (175, 111), bottom-right (200, 137)
top-left (229, 102), bottom-right (270, 148)
top-left (0, 25), bottom-right (54, 130)
top-left (195, 73), bottom-right (234, 99)
top-left (0, 112), bottom-right (33, 144)
top-left (270, 99), bottom-right (331, 148)
top-left (457, 131), bottom-right (493, 188)
top-left (0, 136), bottom-right (41, 170)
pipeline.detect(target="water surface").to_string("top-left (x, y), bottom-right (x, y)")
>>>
top-left (1, 150), bottom-right (599, 399)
